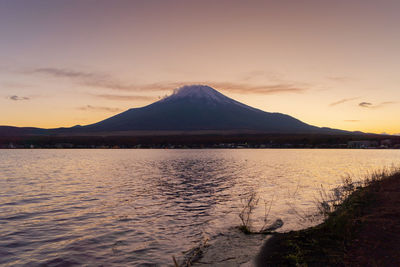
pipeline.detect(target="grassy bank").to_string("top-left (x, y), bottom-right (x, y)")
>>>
top-left (256, 168), bottom-right (400, 266)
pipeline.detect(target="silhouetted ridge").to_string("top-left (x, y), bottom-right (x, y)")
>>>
top-left (81, 85), bottom-right (345, 134)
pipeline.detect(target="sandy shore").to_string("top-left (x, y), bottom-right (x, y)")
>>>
top-left (190, 228), bottom-right (270, 267)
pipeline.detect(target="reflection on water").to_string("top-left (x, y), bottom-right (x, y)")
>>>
top-left (1, 149), bottom-right (400, 265)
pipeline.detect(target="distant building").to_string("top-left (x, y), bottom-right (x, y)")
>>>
top-left (381, 139), bottom-right (392, 147)
top-left (348, 140), bottom-right (378, 149)
top-left (55, 143), bottom-right (74, 148)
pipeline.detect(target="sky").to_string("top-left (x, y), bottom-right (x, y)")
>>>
top-left (0, 0), bottom-right (399, 134)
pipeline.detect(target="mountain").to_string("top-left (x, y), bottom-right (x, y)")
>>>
top-left (0, 85), bottom-right (348, 136)
top-left (79, 85), bottom-right (344, 134)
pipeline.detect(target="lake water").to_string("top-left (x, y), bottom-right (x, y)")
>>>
top-left (1, 149), bottom-right (400, 266)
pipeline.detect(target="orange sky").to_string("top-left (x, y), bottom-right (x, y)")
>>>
top-left (0, 0), bottom-right (399, 134)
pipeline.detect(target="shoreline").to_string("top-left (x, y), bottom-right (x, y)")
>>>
top-left (256, 169), bottom-right (400, 266)
top-left (185, 169), bottom-right (400, 266)
top-left (178, 228), bottom-right (269, 267)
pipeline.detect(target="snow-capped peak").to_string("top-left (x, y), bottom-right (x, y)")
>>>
top-left (157, 84), bottom-right (260, 112)
top-left (163, 85), bottom-right (230, 103)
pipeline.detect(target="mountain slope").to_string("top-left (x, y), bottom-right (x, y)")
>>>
top-left (82, 85), bottom-right (341, 134)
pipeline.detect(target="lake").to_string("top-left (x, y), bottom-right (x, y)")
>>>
top-left (1, 149), bottom-right (400, 266)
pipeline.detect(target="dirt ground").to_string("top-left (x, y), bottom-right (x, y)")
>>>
top-left (256, 173), bottom-right (400, 266)
top-left (344, 174), bottom-right (400, 266)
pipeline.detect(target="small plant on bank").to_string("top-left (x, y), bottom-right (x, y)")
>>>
top-left (238, 191), bottom-right (282, 234)
top-left (257, 168), bottom-right (400, 266)
top-left (238, 192), bottom-right (259, 234)
top-left (316, 167), bottom-right (400, 219)
top-left (316, 174), bottom-right (362, 218)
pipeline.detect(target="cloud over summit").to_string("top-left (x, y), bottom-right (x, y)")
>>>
top-left (26, 67), bottom-right (309, 95)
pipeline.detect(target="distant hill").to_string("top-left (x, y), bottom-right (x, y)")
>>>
top-left (1, 85), bottom-right (348, 136)
top-left (0, 126), bottom-right (45, 136)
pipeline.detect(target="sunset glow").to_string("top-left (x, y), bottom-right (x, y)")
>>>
top-left (1, 0), bottom-right (399, 134)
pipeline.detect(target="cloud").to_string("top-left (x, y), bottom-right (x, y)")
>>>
top-left (29, 68), bottom-right (171, 92)
top-left (240, 70), bottom-right (291, 84)
top-left (144, 81), bottom-right (308, 95)
top-left (7, 95), bottom-right (30, 101)
top-left (240, 70), bottom-right (268, 81)
top-left (2, 81), bottom-right (32, 89)
top-left (26, 67), bottom-right (308, 95)
top-left (359, 102), bottom-right (373, 108)
top-left (327, 76), bottom-right (355, 83)
top-left (92, 94), bottom-right (157, 101)
top-left (77, 105), bottom-right (122, 113)
top-left (330, 97), bottom-right (359, 107)
top-left (380, 101), bottom-right (397, 106)
top-left (104, 81), bottom-right (307, 95)
top-left (29, 67), bottom-right (144, 91)
top-left (83, 79), bottom-right (140, 91)
top-left (33, 68), bottom-right (97, 79)
top-left (359, 101), bottom-right (396, 108)
top-left (210, 82), bottom-right (307, 95)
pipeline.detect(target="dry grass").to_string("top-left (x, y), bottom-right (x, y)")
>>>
top-left (316, 166), bottom-right (400, 218)
top-left (257, 166), bottom-right (400, 266)
top-left (237, 191), bottom-right (282, 234)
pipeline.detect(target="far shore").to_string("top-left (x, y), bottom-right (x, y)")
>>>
top-left (1, 132), bottom-right (400, 150)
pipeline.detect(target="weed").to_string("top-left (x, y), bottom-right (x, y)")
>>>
top-left (257, 167), bottom-right (400, 266)
top-left (238, 191), bottom-right (259, 233)
top-left (237, 191), bottom-right (282, 234)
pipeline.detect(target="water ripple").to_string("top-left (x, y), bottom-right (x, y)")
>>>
top-left (1, 149), bottom-right (400, 265)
